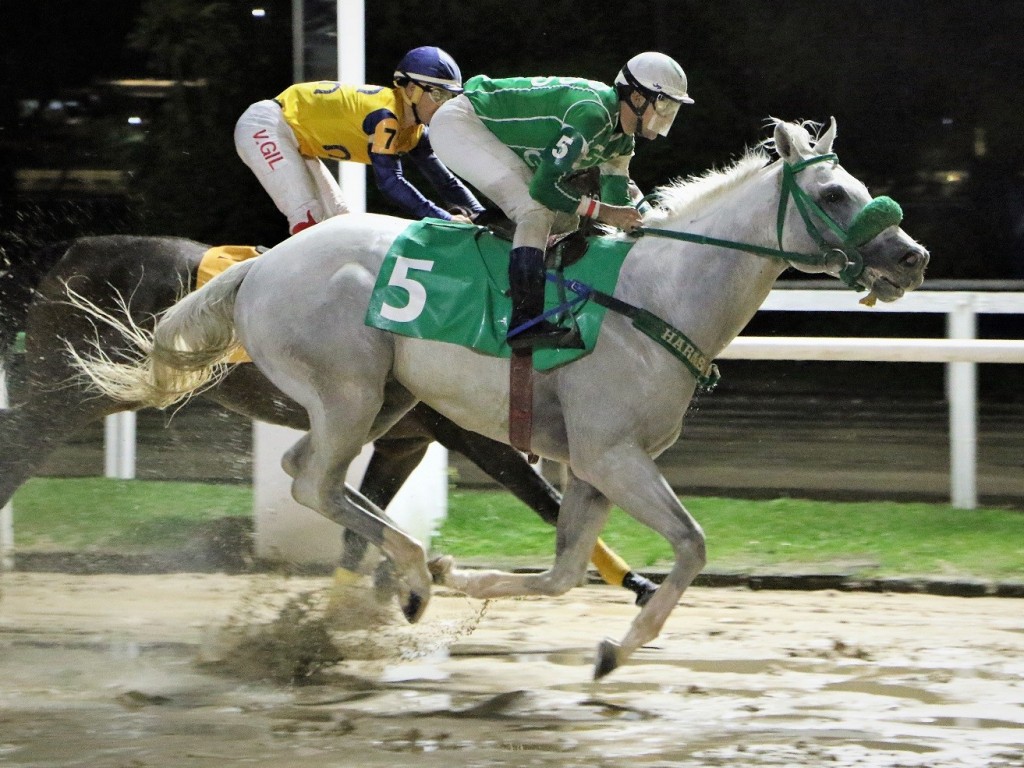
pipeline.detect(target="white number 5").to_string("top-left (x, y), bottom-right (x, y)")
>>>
top-left (380, 256), bottom-right (434, 322)
top-left (551, 134), bottom-right (573, 160)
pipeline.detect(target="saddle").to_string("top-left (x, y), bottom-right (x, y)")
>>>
top-left (472, 208), bottom-right (593, 269)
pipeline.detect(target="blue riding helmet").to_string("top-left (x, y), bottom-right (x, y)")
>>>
top-left (393, 46), bottom-right (463, 93)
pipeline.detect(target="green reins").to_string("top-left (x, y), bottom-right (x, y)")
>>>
top-left (551, 153), bottom-right (905, 390)
top-left (635, 153), bottom-right (905, 291)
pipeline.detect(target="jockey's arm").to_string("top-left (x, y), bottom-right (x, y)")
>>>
top-left (407, 133), bottom-right (484, 218)
top-left (598, 154), bottom-right (652, 215)
top-left (365, 110), bottom-right (452, 221)
top-left (529, 127), bottom-right (641, 232)
top-left (370, 152), bottom-right (453, 220)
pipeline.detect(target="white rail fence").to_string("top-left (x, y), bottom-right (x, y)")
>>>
top-left (751, 288), bottom-right (1023, 509)
top-left (1, 288), bottom-right (1022, 565)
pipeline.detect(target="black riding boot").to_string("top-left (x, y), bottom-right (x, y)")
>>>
top-left (506, 246), bottom-right (575, 350)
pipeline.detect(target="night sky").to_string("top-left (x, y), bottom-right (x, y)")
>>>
top-left (3, 0), bottom-right (1023, 279)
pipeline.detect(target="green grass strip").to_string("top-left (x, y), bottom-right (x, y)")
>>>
top-left (10, 479), bottom-right (1024, 580)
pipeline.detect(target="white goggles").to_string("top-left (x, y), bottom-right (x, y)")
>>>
top-left (647, 98), bottom-right (681, 137)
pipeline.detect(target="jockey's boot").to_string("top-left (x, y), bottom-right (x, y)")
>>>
top-left (507, 246), bottom-right (577, 350)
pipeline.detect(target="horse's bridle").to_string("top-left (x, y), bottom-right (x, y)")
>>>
top-left (544, 153), bottom-right (907, 390)
top-left (636, 153), bottom-right (905, 291)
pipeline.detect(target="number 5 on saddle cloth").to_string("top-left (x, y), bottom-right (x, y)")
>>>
top-left (365, 218), bottom-right (633, 371)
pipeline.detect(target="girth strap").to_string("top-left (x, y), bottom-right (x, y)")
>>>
top-left (551, 275), bottom-right (721, 391)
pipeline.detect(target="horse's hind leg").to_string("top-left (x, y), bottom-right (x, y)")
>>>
top-left (287, 398), bottom-right (432, 623)
top-left (339, 435), bottom-right (428, 573)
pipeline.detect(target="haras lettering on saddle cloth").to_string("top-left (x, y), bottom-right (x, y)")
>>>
top-left (365, 219), bottom-right (632, 371)
top-left (196, 245), bottom-right (263, 363)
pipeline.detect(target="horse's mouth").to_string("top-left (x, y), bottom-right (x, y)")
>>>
top-left (862, 271), bottom-right (922, 303)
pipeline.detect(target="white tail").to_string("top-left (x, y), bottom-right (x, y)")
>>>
top-left (68, 258), bottom-right (257, 409)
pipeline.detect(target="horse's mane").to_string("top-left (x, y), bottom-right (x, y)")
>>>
top-left (644, 151), bottom-right (770, 225)
top-left (644, 119), bottom-right (820, 225)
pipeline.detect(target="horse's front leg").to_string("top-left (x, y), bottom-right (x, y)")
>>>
top-left (430, 474), bottom-right (611, 598)
top-left (581, 450), bottom-right (706, 678)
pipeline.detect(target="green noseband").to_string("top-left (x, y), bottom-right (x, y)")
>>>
top-left (845, 195), bottom-right (903, 247)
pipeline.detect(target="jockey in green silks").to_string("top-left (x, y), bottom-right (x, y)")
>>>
top-left (429, 52), bottom-right (695, 350)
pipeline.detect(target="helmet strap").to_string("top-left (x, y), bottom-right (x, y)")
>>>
top-left (618, 65), bottom-right (658, 135)
top-left (620, 89), bottom-right (653, 136)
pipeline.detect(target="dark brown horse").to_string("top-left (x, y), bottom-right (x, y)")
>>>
top-left (0, 235), bottom-right (654, 602)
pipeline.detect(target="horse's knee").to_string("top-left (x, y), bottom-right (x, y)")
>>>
top-left (289, 470), bottom-right (321, 510)
top-left (282, 434), bottom-right (310, 478)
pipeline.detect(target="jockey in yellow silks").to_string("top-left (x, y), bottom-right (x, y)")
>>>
top-left (234, 46), bottom-right (483, 235)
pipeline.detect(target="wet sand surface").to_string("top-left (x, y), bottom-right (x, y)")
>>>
top-left (2, 573), bottom-right (1023, 767)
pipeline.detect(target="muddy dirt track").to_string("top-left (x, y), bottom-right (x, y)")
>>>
top-left (2, 573), bottom-right (1023, 768)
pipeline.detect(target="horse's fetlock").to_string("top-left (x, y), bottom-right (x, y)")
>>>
top-left (538, 570), bottom-right (580, 596)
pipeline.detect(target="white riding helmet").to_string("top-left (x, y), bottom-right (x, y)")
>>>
top-left (615, 52), bottom-right (694, 136)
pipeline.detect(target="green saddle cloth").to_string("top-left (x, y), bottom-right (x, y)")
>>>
top-left (365, 219), bottom-right (634, 371)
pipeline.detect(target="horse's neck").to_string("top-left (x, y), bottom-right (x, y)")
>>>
top-left (623, 174), bottom-right (787, 357)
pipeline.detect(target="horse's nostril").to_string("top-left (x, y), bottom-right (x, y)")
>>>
top-left (901, 248), bottom-right (928, 268)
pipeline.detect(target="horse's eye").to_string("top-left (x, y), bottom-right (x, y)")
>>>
top-left (821, 187), bottom-right (846, 205)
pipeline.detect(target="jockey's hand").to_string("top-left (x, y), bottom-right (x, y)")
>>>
top-left (598, 203), bottom-right (643, 233)
top-left (449, 213), bottom-right (475, 224)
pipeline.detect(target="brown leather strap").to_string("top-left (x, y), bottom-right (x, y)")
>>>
top-left (509, 349), bottom-right (538, 462)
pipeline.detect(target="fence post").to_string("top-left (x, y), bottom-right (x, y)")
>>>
top-left (947, 299), bottom-right (978, 509)
top-left (104, 412), bottom-right (137, 479)
top-left (1, 363), bottom-right (14, 570)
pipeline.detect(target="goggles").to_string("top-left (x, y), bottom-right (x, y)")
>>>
top-left (416, 83), bottom-right (459, 104)
top-left (652, 93), bottom-right (682, 116)
top-left (646, 96), bottom-right (682, 137)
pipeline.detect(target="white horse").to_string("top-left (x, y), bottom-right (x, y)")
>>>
top-left (72, 118), bottom-right (928, 678)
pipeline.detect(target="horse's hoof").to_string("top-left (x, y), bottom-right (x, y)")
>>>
top-left (401, 590), bottom-right (427, 623)
top-left (594, 638), bottom-right (621, 680)
top-left (427, 555), bottom-right (454, 585)
top-left (622, 571), bottom-right (658, 607)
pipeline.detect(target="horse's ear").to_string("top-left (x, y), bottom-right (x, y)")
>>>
top-left (815, 116), bottom-right (837, 155)
top-left (773, 121), bottom-right (800, 163)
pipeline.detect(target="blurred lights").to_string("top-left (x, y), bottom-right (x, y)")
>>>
top-left (251, 8), bottom-right (266, 17)
top-left (127, 116), bottom-right (142, 126)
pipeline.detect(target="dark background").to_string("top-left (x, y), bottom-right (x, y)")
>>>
top-left (2, 0), bottom-right (1023, 277)
top-left (0, 0), bottom-right (1022, 404)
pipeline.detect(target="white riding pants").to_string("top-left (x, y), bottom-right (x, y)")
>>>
top-left (234, 100), bottom-right (349, 233)
top-left (430, 95), bottom-right (576, 250)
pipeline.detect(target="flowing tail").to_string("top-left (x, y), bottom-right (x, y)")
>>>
top-left (67, 258), bottom-right (259, 409)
